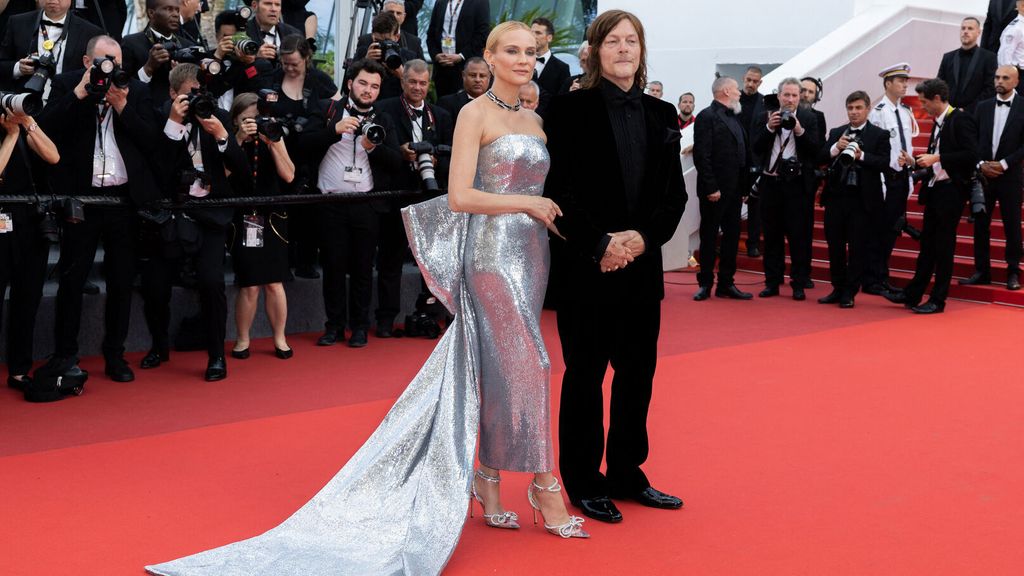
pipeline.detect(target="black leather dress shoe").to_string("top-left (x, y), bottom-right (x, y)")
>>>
top-left (230, 347), bottom-right (250, 360)
top-left (861, 283), bottom-right (886, 296)
top-left (747, 246), bottom-right (761, 258)
top-left (7, 375), bottom-right (29, 390)
top-left (614, 486), bottom-right (684, 510)
top-left (348, 329), bottom-right (368, 348)
top-left (759, 286), bottom-right (779, 298)
top-left (792, 286), bottom-right (806, 301)
top-left (882, 289), bottom-right (908, 304)
top-left (715, 285), bottom-right (753, 300)
top-left (1007, 273), bottom-right (1021, 291)
top-left (140, 349), bottom-right (169, 369)
top-left (317, 330), bottom-right (343, 346)
top-left (817, 290), bottom-right (841, 304)
top-left (693, 286), bottom-right (711, 301)
top-left (105, 358), bottom-right (135, 382)
top-left (275, 346), bottom-right (293, 359)
top-left (839, 296), bottom-right (855, 309)
top-left (205, 357), bottom-right (227, 381)
top-left (958, 272), bottom-right (991, 286)
top-left (801, 279), bottom-right (815, 289)
top-left (912, 301), bottom-right (944, 314)
top-left (571, 496), bottom-right (623, 523)
top-left (376, 325), bottom-right (394, 338)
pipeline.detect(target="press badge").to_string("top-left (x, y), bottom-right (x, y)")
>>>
top-left (0, 212), bottom-right (12, 234)
top-left (442, 35), bottom-right (456, 55)
top-left (243, 214), bottom-right (264, 248)
top-left (343, 166), bottom-right (364, 183)
top-left (93, 153), bottom-right (112, 179)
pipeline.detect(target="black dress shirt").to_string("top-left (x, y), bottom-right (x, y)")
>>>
top-left (599, 79), bottom-right (647, 212)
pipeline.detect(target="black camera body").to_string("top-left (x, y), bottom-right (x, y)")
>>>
top-left (779, 109), bottom-right (796, 131)
top-left (408, 141), bottom-right (452, 192)
top-left (777, 156), bottom-right (802, 181)
top-left (24, 52), bottom-right (57, 93)
top-left (186, 87), bottom-right (217, 120)
top-left (355, 114), bottom-right (386, 146)
top-left (88, 56), bottom-right (130, 95)
top-left (255, 115), bottom-right (308, 142)
top-left (35, 196), bottom-right (86, 243)
top-left (969, 172), bottom-right (987, 216)
top-left (170, 45), bottom-right (209, 63)
top-left (838, 133), bottom-right (861, 167)
top-left (374, 39), bottom-right (404, 70)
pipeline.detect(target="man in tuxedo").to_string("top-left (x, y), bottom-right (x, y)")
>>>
top-left (0, 0), bottom-right (102, 99)
top-left (692, 76), bottom-right (752, 301)
top-left (983, 0), bottom-right (1018, 52)
top-left (356, 0), bottom-right (424, 63)
top-left (353, 11), bottom-right (410, 101)
top-left (435, 55), bottom-right (488, 121)
top-left (245, 0), bottom-right (300, 65)
top-left (210, 10), bottom-right (274, 111)
top-left (139, 63), bottom-right (248, 381)
top-left (178, 0), bottom-right (209, 51)
top-left (816, 91), bottom-right (890, 309)
top-left (738, 65), bottom-right (765, 257)
top-left (120, 0), bottom-right (196, 108)
top-left (530, 17), bottom-right (569, 117)
top-left (374, 59), bottom-right (452, 336)
top-left (962, 65), bottom-right (1024, 290)
top-left (36, 35), bottom-right (160, 381)
top-left (545, 9), bottom-right (686, 524)
top-left (938, 17), bottom-right (997, 113)
top-left (884, 79), bottom-right (980, 313)
top-left (425, 0), bottom-right (489, 97)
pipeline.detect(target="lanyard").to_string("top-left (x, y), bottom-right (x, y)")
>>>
top-left (769, 130), bottom-right (794, 174)
top-left (445, 0), bottom-right (463, 35)
top-left (40, 20), bottom-right (67, 62)
top-left (400, 96), bottom-right (434, 135)
top-left (95, 103), bottom-right (112, 186)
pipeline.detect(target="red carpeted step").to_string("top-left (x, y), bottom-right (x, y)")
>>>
top-left (807, 221), bottom-right (1010, 261)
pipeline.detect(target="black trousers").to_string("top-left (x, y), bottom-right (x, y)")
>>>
top-left (864, 175), bottom-right (911, 287)
top-left (289, 204), bottom-right (320, 271)
top-left (320, 203), bottom-right (379, 332)
top-left (904, 181), bottom-right (965, 305)
top-left (375, 208), bottom-right (409, 327)
top-left (823, 193), bottom-right (868, 297)
top-left (972, 180), bottom-right (1022, 275)
top-left (760, 176), bottom-right (812, 287)
top-left (0, 206), bottom-right (50, 377)
top-left (557, 294), bottom-right (660, 501)
top-left (696, 192), bottom-right (742, 287)
top-left (141, 225), bottom-right (228, 359)
top-left (54, 201), bottom-right (136, 360)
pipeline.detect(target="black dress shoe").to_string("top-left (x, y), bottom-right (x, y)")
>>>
top-left (792, 286), bottom-right (806, 301)
top-left (746, 246), bottom-right (761, 258)
top-left (140, 349), bottom-right (169, 369)
top-left (882, 289), bottom-right (908, 304)
top-left (376, 325), bottom-right (394, 338)
top-left (1007, 273), bottom-right (1021, 291)
top-left (958, 272), bottom-right (991, 286)
top-left (912, 301), bottom-right (944, 314)
top-left (613, 486), bottom-right (684, 510)
top-left (817, 290), bottom-right (841, 304)
top-left (839, 296), bottom-right (855, 309)
top-left (715, 284), bottom-right (753, 300)
top-left (7, 375), bottom-right (29, 390)
top-left (801, 279), bottom-right (815, 289)
top-left (275, 346), bottom-right (293, 359)
top-left (82, 281), bottom-right (100, 295)
top-left (105, 358), bottom-right (135, 382)
top-left (759, 286), bottom-right (779, 298)
top-left (230, 347), bottom-right (250, 360)
top-left (294, 266), bottom-right (321, 279)
top-left (316, 330), bottom-right (343, 346)
top-left (861, 283), bottom-right (886, 296)
top-left (571, 496), bottom-right (623, 523)
top-left (693, 286), bottom-right (711, 301)
top-left (204, 357), bottom-right (227, 381)
top-left (348, 329), bottom-right (368, 348)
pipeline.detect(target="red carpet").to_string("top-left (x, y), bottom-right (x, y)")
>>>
top-left (3, 276), bottom-right (1024, 575)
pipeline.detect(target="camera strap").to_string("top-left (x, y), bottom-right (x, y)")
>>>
top-left (768, 131), bottom-right (793, 175)
top-left (94, 102), bottom-right (113, 185)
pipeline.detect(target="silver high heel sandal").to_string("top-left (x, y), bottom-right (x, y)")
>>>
top-left (527, 477), bottom-right (589, 539)
top-left (470, 469), bottom-right (520, 529)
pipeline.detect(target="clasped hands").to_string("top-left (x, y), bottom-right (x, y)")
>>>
top-left (600, 231), bottom-right (645, 273)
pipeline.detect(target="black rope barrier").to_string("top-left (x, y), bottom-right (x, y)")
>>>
top-left (0, 188), bottom-right (436, 208)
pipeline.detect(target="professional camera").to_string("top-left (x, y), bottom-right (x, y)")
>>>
top-left (169, 45), bottom-right (210, 63)
top-left (408, 141), bottom-right (452, 192)
top-left (35, 196), bottom-right (86, 243)
top-left (838, 133), bottom-right (861, 167)
top-left (778, 109), bottom-right (797, 131)
top-left (224, 5), bottom-right (253, 28)
top-left (24, 52), bottom-right (57, 93)
top-left (777, 156), bottom-right (802, 181)
top-left (0, 91), bottom-right (43, 116)
top-left (911, 167), bottom-right (934, 184)
top-left (403, 292), bottom-right (449, 339)
top-left (231, 32), bottom-right (260, 56)
top-left (198, 58), bottom-right (223, 77)
top-left (969, 173), bottom-right (987, 216)
top-left (255, 115), bottom-right (309, 142)
top-left (186, 87), bottom-right (218, 120)
top-left (88, 56), bottom-right (130, 95)
top-left (356, 114), bottom-right (386, 145)
top-left (373, 39), bottom-right (403, 70)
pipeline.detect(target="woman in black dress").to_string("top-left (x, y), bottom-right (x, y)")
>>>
top-left (228, 93), bottom-right (297, 360)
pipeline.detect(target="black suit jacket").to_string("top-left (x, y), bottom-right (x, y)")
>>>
top-left (401, 0), bottom-right (423, 36)
top-left (0, 10), bottom-right (103, 90)
top-left (982, 0), bottom-right (1019, 52)
top-left (374, 95), bottom-right (453, 193)
top-left (809, 107), bottom-right (827, 146)
top-left (37, 71), bottom-right (161, 205)
top-left (534, 53), bottom-right (570, 117)
top-left (751, 106), bottom-right (822, 191)
top-left (436, 89), bottom-right (471, 120)
top-left (425, 0), bottom-right (489, 62)
top-left (817, 122), bottom-right (890, 211)
top-left (73, 0), bottom-right (128, 41)
top-left (693, 100), bottom-right (747, 198)
top-left (932, 107), bottom-right (980, 189)
top-left (544, 85), bottom-right (687, 302)
top-left (120, 28), bottom-right (197, 108)
top-left (937, 47), bottom-right (998, 112)
top-left (245, 17), bottom-right (301, 71)
top-left (975, 95), bottom-right (1024, 191)
top-left (355, 30), bottom-right (425, 62)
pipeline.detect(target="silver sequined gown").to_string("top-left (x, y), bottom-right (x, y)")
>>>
top-left (146, 134), bottom-right (553, 576)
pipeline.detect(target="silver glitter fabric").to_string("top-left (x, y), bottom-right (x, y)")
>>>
top-left (146, 134), bottom-right (552, 576)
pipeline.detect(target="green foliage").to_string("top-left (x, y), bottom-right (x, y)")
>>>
top-left (495, 6), bottom-right (576, 49)
top-left (315, 50), bottom-right (336, 76)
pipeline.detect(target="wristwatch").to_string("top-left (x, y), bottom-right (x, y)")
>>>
top-left (216, 136), bottom-right (229, 147)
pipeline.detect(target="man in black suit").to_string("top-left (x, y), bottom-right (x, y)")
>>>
top-left (751, 78), bottom-right (821, 300)
top-left (354, 11), bottom-right (412, 102)
top-left (435, 55), bottom-right (488, 121)
top-left (799, 76), bottom-right (827, 290)
top-left (140, 63), bottom-right (249, 381)
top-left (425, 0), bottom-right (489, 97)
top-left (355, 0), bottom-right (424, 63)
top-left (938, 17), bottom-right (998, 113)
top-left (963, 65), bottom-right (1024, 290)
top-left (373, 58), bottom-right (452, 336)
top-left (0, 0), bottom-right (102, 99)
top-left (178, 0), bottom-right (209, 51)
top-left (209, 10), bottom-right (274, 110)
top-left (816, 91), bottom-right (890, 308)
top-left (530, 17), bottom-right (569, 117)
top-left (73, 0), bottom-right (127, 41)
top-left (692, 76), bottom-right (752, 301)
top-left (401, 0), bottom-right (422, 36)
top-left (120, 0), bottom-right (196, 108)
top-left (545, 10), bottom-right (686, 525)
top-left (36, 35), bottom-right (161, 381)
top-left (738, 65), bottom-right (765, 257)
top-left (983, 0), bottom-right (1018, 52)
top-left (885, 79), bottom-right (980, 313)
top-left (245, 0), bottom-right (301, 65)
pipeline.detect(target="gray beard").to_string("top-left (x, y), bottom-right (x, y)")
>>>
top-left (730, 100), bottom-right (742, 115)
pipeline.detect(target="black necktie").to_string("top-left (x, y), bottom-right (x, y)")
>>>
top-left (42, 19), bottom-right (64, 28)
top-left (997, 99), bottom-right (1012, 107)
top-left (536, 56), bottom-right (546, 63)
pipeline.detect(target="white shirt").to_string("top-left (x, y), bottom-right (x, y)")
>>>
top-left (535, 50), bottom-right (552, 76)
top-left (12, 13), bottom-right (67, 79)
top-left (409, 103), bottom-right (425, 143)
top-left (92, 105), bottom-right (129, 188)
top-left (764, 113), bottom-right (801, 175)
top-left (991, 93), bottom-right (1015, 166)
top-left (868, 96), bottom-right (918, 173)
top-left (441, 0), bottom-right (464, 56)
top-left (828, 122), bottom-right (867, 158)
top-left (263, 25), bottom-right (280, 48)
top-left (929, 105), bottom-right (953, 185)
top-left (318, 109), bottom-right (374, 194)
top-left (164, 118), bottom-right (229, 197)
top-left (138, 29), bottom-right (174, 83)
top-left (999, 16), bottom-right (1024, 67)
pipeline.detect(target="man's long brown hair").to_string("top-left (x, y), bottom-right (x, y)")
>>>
top-left (581, 10), bottom-right (647, 91)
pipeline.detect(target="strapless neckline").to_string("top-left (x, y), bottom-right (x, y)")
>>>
top-left (481, 133), bottom-right (546, 148)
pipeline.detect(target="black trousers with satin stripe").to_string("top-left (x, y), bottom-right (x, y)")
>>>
top-left (972, 180), bottom-right (1022, 275)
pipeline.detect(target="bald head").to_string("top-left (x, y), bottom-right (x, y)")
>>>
top-left (995, 65), bottom-right (1019, 97)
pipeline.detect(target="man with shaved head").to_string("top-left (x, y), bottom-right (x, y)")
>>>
top-left (963, 64), bottom-right (1024, 290)
top-left (938, 16), bottom-right (997, 112)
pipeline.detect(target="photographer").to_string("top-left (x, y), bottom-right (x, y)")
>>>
top-left (751, 77), bottom-right (821, 300)
top-left (209, 9), bottom-right (274, 111)
top-left (140, 63), bottom-right (248, 382)
top-left (35, 34), bottom-right (161, 382)
top-left (120, 0), bottom-right (198, 108)
top-left (297, 58), bottom-right (401, 348)
top-left (0, 106), bottom-right (59, 394)
top-left (374, 58), bottom-right (453, 336)
top-left (353, 11), bottom-right (407, 101)
top-left (0, 0), bottom-right (102, 101)
top-left (355, 0), bottom-right (424, 63)
top-left (243, 0), bottom-right (300, 65)
top-left (816, 91), bottom-right (890, 309)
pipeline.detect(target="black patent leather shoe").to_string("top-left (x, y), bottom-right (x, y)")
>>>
top-left (275, 346), bottom-right (293, 360)
top-left (839, 296), bottom-right (855, 309)
top-left (792, 286), bottom-right (806, 301)
top-left (861, 283), bottom-right (886, 296)
top-left (693, 286), bottom-right (711, 301)
top-left (316, 330), bottom-right (343, 346)
top-left (1007, 273), bottom-right (1021, 291)
top-left (140, 349), bottom-right (169, 369)
top-left (7, 375), bottom-right (29, 390)
top-left (882, 289), bottom-right (908, 304)
top-left (759, 286), bottom-right (779, 298)
top-left (230, 347), bottom-right (250, 360)
top-left (204, 357), bottom-right (227, 381)
top-left (958, 272), bottom-right (991, 286)
top-left (817, 290), bottom-right (841, 304)
top-left (571, 496), bottom-right (623, 523)
top-left (348, 329), bottom-right (368, 348)
top-left (614, 486), bottom-right (684, 510)
top-left (105, 358), bottom-right (135, 382)
top-left (912, 301), bottom-right (944, 314)
top-left (715, 285), bottom-right (753, 300)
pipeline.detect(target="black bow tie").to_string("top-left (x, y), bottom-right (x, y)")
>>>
top-left (536, 56), bottom-right (546, 63)
top-left (609, 88), bottom-right (642, 108)
top-left (997, 99), bottom-right (1012, 107)
top-left (42, 19), bottom-right (64, 28)
top-left (848, 128), bottom-right (862, 135)
top-left (411, 108), bottom-right (424, 118)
